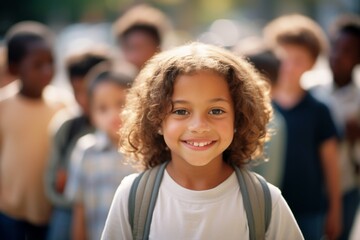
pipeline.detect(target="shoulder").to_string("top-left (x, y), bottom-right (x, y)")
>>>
top-left (74, 133), bottom-right (98, 152)
top-left (101, 173), bottom-right (140, 239)
top-left (266, 183), bottom-right (282, 208)
top-left (0, 81), bottom-right (19, 102)
top-left (43, 85), bottom-right (76, 110)
top-left (50, 110), bottom-right (80, 135)
top-left (265, 183), bottom-right (304, 239)
top-left (108, 173), bottom-right (140, 219)
top-left (305, 92), bottom-right (332, 115)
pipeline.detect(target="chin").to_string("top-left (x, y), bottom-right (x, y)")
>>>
top-left (185, 159), bottom-right (212, 167)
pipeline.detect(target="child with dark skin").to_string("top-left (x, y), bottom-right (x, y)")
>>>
top-left (311, 14), bottom-right (360, 240)
top-left (0, 32), bottom-right (65, 240)
top-left (329, 15), bottom-right (360, 146)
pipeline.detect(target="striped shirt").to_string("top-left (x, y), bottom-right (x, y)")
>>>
top-left (66, 131), bottom-right (136, 240)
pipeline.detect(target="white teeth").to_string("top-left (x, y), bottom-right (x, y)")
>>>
top-left (187, 141), bottom-right (212, 147)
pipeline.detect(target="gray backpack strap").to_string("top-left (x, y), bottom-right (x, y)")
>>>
top-left (128, 161), bottom-right (168, 240)
top-left (234, 166), bottom-right (272, 240)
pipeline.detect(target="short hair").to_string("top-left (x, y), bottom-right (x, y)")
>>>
top-left (329, 14), bottom-right (360, 48)
top-left (264, 14), bottom-right (328, 59)
top-left (121, 24), bottom-right (161, 46)
top-left (233, 36), bottom-right (280, 85)
top-left (119, 42), bottom-right (272, 170)
top-left (86, 63), bottom-right (134, 101)
top-left (65, 50), bottom-right (111, 81)
top-left (113, 4), bottom-right (170, 47)
top-left (247, 50), bottom-right (280, 85)
top-left (6, 32), bottom-right (47, 65)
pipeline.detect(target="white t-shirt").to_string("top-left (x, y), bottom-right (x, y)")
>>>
top-left (101, 170), bottom-right (303, 240)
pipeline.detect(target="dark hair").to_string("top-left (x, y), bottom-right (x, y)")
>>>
top-left (121, 24), bottom-right (161, 46)
top-left (87, 64), bottom-right (134, 101)
top-left (112, 4), bottom-right (171, 48)
top-left (6, 32), bottom-right (46, 65)
top-left (65, 53), bottom-right (110, 81)
top-left (247, 50), bottom-right (280, 85)
top-left (330, 14), bottom-right (360, 37)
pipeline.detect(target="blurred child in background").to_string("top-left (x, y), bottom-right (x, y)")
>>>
top-left (112, 4), bottom-right (171, 71)
top-left (264, 14), bottom-right (342, 240)
top-left (310, 14), bottom-right (360, 240)
top-left (0, 29), bottom-right (65, 239)
top-left (65, 64), bottom-right (136, 240)
top-left (45, 47), bottom-right (111, 240)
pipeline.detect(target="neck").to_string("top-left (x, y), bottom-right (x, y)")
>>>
top-left (19, 88), bottom-right (43, 100)
top-left (166, 158), bottom-right (233, 191)
top-left (333, 76), bottom-right (352, 89)
top-left (273, 81), bottom-right (305, 108)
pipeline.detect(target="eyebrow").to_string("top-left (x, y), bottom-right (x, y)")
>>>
top-left (172, 98), bottom-right (231, 104)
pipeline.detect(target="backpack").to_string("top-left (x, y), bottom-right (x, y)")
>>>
top-left (128, 161), bottom-right (272, 240)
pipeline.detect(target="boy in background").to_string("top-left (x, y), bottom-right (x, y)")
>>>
top-left (45, 47), bottom-right (111, 240)
top-left (264, 14), bottom-right (342, 240)
top-left (65, 64), bottom-right (136, 240)
top-left (0, 30), bottom-right (65, 239)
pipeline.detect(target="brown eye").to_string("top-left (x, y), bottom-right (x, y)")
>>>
top-left (172, 109), bottom-right (189, 115)
top-left (209, 109), bottom-right (224, 115)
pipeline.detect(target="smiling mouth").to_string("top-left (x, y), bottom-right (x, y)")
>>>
top-left (184, 141), bottom-right (214, 147)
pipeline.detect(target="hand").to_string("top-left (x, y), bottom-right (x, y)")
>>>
top-left (55, 169), bottom-right (67, 193)
top-left (324, 205), bottom-right (342, 240)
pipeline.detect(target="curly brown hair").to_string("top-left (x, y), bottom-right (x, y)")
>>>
top-left (119, 42), bottom-right (272, 170)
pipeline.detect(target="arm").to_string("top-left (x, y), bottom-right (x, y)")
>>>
top-left (320, 137), bottom-right (342, 240)
top-left (72, 202), bottom-right (87, 240)
top-left (44, 120), bottom-right (72, 207)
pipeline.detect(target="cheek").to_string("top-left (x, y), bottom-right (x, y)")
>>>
top-left (162, 119), bottom-right (180, 136)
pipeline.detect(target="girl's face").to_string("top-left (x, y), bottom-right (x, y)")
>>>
top-left (161, 71), bottom-right (235, 167)
top-left (91, 81), bottom-right (127, 142)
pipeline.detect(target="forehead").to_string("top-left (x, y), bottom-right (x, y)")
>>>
top-left (23, 40), bottom-right (52, 57)
top-left (172, 71), bottom-right (231, 101)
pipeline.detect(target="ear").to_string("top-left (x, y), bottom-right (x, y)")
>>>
top-left (158, 128), bottom-right (163, 135)
top-left (8, 63), bottom-right (18, 76)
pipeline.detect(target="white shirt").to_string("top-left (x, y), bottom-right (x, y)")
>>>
top-left (101, 170), bottom-right (303, 240)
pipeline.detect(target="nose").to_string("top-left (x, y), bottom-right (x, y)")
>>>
top-left (188, 113), bottom-right (210, 133)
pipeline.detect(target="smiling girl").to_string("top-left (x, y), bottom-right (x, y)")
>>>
top-left (101, 42), bottom-right (303, 240)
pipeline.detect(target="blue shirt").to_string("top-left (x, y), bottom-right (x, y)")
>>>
top-left (273, 92), bottom-right (337, 216)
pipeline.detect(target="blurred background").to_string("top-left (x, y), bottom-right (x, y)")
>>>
top-left (1, 0), bottom-right (359, 88)
top-left (2, 0), bottom-right (359, 43)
